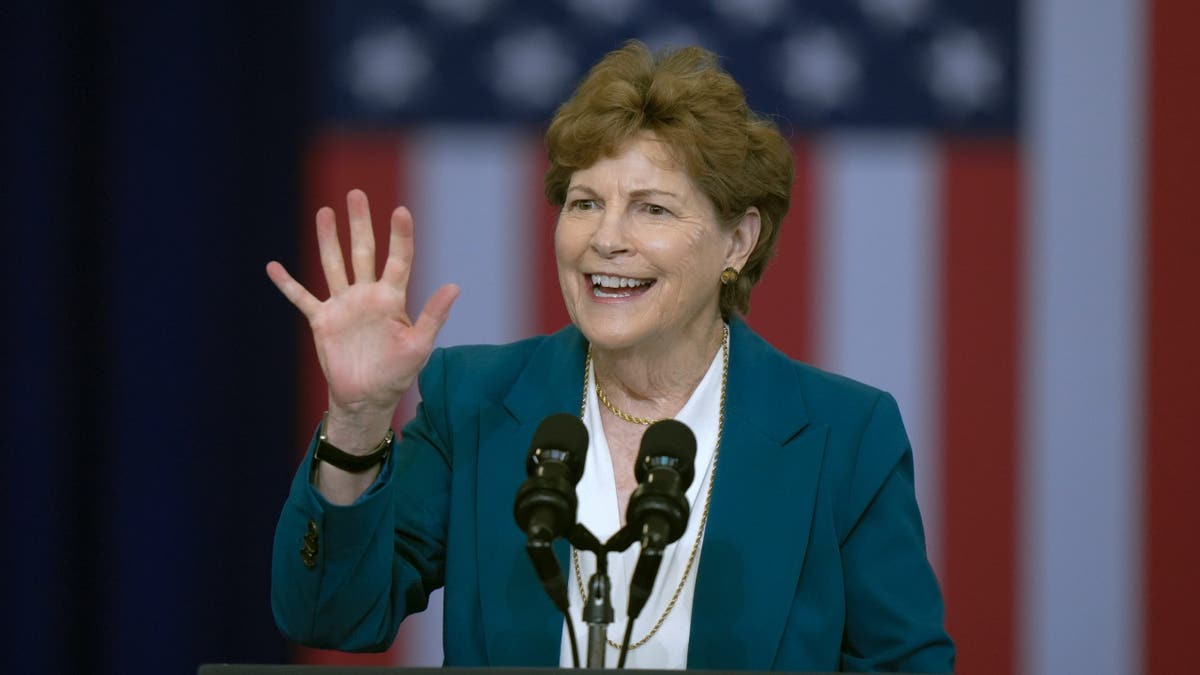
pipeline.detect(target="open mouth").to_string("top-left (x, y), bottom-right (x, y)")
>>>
top-left (589, 273), bottom-right (656, 299)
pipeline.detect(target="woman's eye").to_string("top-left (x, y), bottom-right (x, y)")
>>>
top-left (570, 199), bottom-right (598, 211)
top-left (643, 203), bottom-right (669, 216)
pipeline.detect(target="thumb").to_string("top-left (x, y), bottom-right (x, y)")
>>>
top-left (413, 283), bottom-right (460, 342)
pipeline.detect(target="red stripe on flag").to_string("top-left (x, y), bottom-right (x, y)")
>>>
top-left (745, 140), bottom-right (817, 362)
top-left (1144, 0), bottom-right (1200, 670)
top-left (532, 139), bottom-right (572, 334)
top-left (294, 131), bottom-right (409, 666)
top-left (295, 131), bottom-right (408, 435)
top-left (938, 141), bottom-right (1020, 675)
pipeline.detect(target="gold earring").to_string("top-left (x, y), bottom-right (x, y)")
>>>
top-left (720, 267), bottom-right (739, 285)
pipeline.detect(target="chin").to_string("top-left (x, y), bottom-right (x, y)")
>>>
top-left (573, 314), bottom-right (651, 351)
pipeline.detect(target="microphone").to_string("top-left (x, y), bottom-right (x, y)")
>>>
top-left (624, 419), bottom-right (696, 623)
top-left (627, 419), bottom-right (696, 550)
top-left (513, 413), bottom-right (589, 542)
top-left (514, 413), bottom-right (588, 621)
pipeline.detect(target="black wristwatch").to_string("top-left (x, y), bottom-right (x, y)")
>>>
top-left (314, 411), bottom-right (395, 473)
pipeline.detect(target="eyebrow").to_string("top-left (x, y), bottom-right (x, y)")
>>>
top-left (629, 188), bottom-right (680, 200)
top-left (565, 185), bottom-right (681, 200)
top-left (565, 185), bottom-right (599, 198)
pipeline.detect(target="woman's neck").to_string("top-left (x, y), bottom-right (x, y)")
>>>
top-left (591, 319), bottom-right (726, 419)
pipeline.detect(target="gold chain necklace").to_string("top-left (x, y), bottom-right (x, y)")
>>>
top-left (573, 323), bottom-right (728, 651)
top-left (596, 381), bottom-right (662, 425)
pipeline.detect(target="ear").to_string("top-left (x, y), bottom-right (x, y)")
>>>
top-left (724, 206), bottom-right (761, 271)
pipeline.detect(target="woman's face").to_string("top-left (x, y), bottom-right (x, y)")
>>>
top-left (555, 133), bottom-right (753, 353)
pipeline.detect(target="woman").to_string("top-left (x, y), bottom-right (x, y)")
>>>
top-left (268, 42), bottom-right (954, 671)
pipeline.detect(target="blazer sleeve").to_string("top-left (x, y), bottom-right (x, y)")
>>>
top-left (270, 349), bottom-right (454, 652)
top-left (839, 392), bottom-right (956, 673)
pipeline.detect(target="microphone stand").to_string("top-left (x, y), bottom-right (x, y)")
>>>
top-left (566, 525), bottom-right (608, 668)
top-left (566, 523), bottom-right (647, 668)
top-left (583, 553), bottom-right (612, 667)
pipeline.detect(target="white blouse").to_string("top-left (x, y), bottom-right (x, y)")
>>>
top-left (559, 334), bottom-right (726, 669)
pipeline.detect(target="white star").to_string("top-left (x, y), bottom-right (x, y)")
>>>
top-left (780, 28), bottom-right (861, 110)
top-left (710, 0), bottom-right (788, 28)
top-left (858, 0), bottom-right (931, 32)
top-left (925, 27), bottom-right (1004, 113)
top-left (346, 26), bottom-right (432, 111)
top-left (423, 0), bottom-right (495, 24)
top-left (568, 0), bottom-right (639, 25)
top-left (490, 27), bottom-right (575, 109)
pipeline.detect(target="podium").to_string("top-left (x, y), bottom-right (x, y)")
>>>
top-left (204, 662), bottom-right (864, 667)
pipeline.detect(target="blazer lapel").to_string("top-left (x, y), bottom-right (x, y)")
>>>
top-left (470, 320), bottom-right (825, 668)
top-left (474, 327), bottom-right (587, 666)
top-left (688, 319), bottom-right (827, 670)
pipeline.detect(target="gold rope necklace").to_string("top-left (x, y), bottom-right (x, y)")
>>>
top-left (573, 323), bottom-right (728, 651)
top-left (596, 381), bottom-right (662, 425)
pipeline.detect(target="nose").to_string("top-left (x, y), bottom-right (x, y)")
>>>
top-left (590, 208), bottom-right (631, 258)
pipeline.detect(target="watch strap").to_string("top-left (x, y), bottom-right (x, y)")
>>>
top-left (314, 411), bottom-right (395, 473)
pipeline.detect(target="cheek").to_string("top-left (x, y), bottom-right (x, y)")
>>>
top-left (554, 221), bottom-right (584, 291)
top-left (641, 225), bottom-right (724, 277)
top-left (554, 216), bottom-right (587, 257)
top-left (553, 220), bottom-right (573, 266)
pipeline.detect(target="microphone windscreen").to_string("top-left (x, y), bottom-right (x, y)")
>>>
top-left (636, 419), bottom-right (697, 487)
top-left (527, 413), bottom-right (589, 482)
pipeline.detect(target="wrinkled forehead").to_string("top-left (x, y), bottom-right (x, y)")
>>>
top-left (614, 130), bottom-right (684, 167)
top-left (567, 131), bottom-right (692, 189)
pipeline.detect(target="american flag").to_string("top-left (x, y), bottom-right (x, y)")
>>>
top-left (289, 1), bottom-right (1198, 674)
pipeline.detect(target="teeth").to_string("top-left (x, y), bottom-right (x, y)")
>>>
top-left (590, 273), bottom-right (651, 289)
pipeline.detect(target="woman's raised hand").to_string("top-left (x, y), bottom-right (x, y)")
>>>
top-left (267, 190), bottom-right (459, 451)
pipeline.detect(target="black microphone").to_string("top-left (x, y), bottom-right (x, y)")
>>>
top-left (627, 419), bottom-right (696, 549)
top-left (624, 419), bottom-right (696, 623)
top-left (513, 413), bottom-right (589, 542)
top-left (514, 413), bottom-right (588, 619)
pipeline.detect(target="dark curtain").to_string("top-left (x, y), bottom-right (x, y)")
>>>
top-left (3, 1), bottom-right (309, 672)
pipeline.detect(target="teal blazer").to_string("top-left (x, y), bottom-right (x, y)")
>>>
top-left (272, 319), bottom-right (954, 671)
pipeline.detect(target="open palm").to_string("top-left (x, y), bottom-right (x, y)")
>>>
top-left (267, 189), bottom-right (459, 422)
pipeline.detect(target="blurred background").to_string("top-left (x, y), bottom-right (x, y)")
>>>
top-left (4, 0), bottom-right (1195, 674)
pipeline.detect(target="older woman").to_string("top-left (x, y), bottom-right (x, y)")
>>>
top-left (267, 42), bottom-right (953, 672)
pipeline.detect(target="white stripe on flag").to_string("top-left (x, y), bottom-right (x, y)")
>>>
top-left (410, 127), bottom-right (534, 349)
top-left (394, 128), bottom-right (537, 666)
top-left (815, 135), bottom-right (943, 566)
top-left (1022, 1), bottom-right (1144, 673)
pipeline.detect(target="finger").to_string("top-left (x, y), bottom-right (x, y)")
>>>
top-left (381, 206), bottom-right (415, 290)
top-left (346, 189), bottom-right (377, 284)
top-left (413, 283), bottom-right (460, 342)
top-left (266, 261), bottom-right (321, 319)
top-left (315, 206), bottom-right (349, 293)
